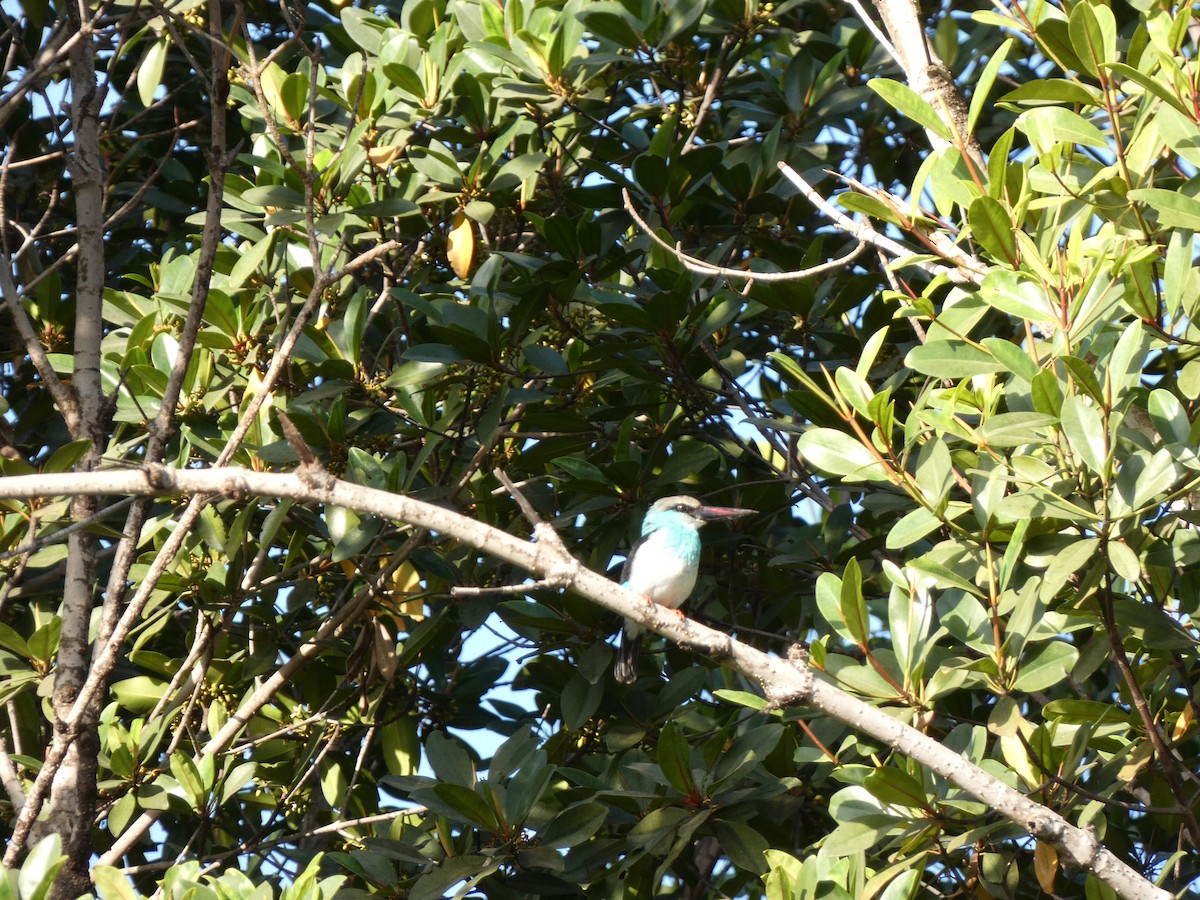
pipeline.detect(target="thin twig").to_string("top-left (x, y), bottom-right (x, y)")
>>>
top-left (622, 188), bottom-right (867, 282)
top-left (775, 161), bottom-right (984, 284)
top-left (0, 497), bottom-right (133, 568)
top-left (118, 807), bottom-right (429, 876)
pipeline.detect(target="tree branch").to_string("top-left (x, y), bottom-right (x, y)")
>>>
top-left (0, 464), bottom-right (1169, 900)
top-left (623, 188), bottom-right (868, 281)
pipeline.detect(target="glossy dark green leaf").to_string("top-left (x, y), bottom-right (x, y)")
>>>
top-left (968, 196), bottom-right (1017, 265)
top-left (538, 802), bottom-right (609, 849)
top-left (656, 721), bottom-right (696, 796)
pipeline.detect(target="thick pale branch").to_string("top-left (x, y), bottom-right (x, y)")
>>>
top-left (0, 465), bottom-right (1171, 900)
top-left (869, 0), bottom-right (982, 163)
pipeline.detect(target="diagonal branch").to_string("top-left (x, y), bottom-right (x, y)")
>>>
top-left (0, 464), bottom-right (1171, 900)
top-left (775, 162), bottom-right (986, 284)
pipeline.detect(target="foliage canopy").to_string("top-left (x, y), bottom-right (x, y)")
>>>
top-left (1, 0), bottom-right (1200, 896)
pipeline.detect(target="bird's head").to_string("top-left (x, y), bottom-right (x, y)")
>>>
top-left (643, 495), bottom-right (756, 533)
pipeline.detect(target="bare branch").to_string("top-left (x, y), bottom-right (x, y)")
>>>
top-left (775, 161), bottom-right (985, 284)
top-left (623, 188), bottom-right (868, 282)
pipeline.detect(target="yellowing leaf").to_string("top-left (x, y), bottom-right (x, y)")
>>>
top-left (447, 210), bottom-right (475, 278)
top-left (368, 145), bottom-right (401, 169)
top-left (389, 560), bottom-right (426, 624)
top-left (373, 618), bottom-right (398, 682)
top-left (1172, 703), bottom-right (1195, 742)
top-left (391, 560), bottom-right (422, 593)
top-left (1034, 840), bottom-right (1057, 892)
top-left (1117, 741), bottom-right (1153, 782)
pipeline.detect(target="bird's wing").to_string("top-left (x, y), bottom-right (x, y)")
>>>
top-left (620, 532), bottom-right (651, 585)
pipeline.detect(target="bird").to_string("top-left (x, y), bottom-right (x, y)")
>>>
top-left (613, 495), bottom-right (754, 684)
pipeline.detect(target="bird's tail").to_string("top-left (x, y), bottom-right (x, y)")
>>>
top-left (614, 626), bottom-right (641, 684)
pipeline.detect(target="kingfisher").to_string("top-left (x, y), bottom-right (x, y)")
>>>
top-left (613, 495), bottom-right (755, 684)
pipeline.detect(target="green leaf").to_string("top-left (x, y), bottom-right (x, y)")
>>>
top-left (835, 367), bottom-right (874, 418)
top-left (351, 197), bottom-right (424, 218)
top-left (867, 78), bottom-right (953, 141)
top-left (538, 802), bottom-right (608, 849)
top-left (997, 490), bottom-right (1095, 523)
top-left (1106, 321), bottom-right (1149, 410)
top-left (1147, 389), bottom-right (1190, 444)
top-left (999, 78), bottom-right (1102, 108)
top-left (839, 558), bottom-right (869, 645)
top-left (979, 412), bottom-right (1058, 447)
top-left (18, 836), bottom-right (64, 900)
top-left (219, 761), bottom-right (258, 806)
top-left (241, 184), bottom-right (305, 209)
top-left (914, 438), bottom-right (953, 507)
top-left (856, 326), bottom-right (891, 380)
top-left (1068, 1), bottom-right (1116, 77)
top-left (1151, 103), bottom-right (1200, 171)
top-left (1129, 188), bottom-right (1200, 230)
top-left (967, 39), bottom-right (1014, 135)
top-left (1031, 368), bottom-right (1064, 417)
top-left (430, 783), bottom-right (499, 830)
top-left (1017, 107), bottom-right (1108, 153)
top-left (425, 731), bottom-right (475, 787)
top-left (1105, 62), bottom-right (1188, 115)
top-left (93, 867), bottom-right (138, 900)
top-left (905, 341), bottom-right (1007, 379)
top-left (380, 717), bottom-right (420, 778)
top-left (1059, 395), bottom-right (1108, 475)
top-left (0, 624), bottom-right (30, 658)
top-left (968, 196), bottom-right (1017, 264)
top-left (797, 428), bottom-right (891, 481)
top-left (553, 456), bottom-right (611, 484)
top-left (863, 767), bottom-right (927, 809)
top-left (1113, 448), bottom-right (1182, 515)
top-left (170, 751), bottom-right (208, 809)
top-left (1013, 641), bottom-right (1078, 692)
top-left (886, 507), bottom-right (943, 549)
top-left (137, 38), bottom-right (168, 108)
top-left (1108, 540), bottom-right (1141, 583)
top-left (560, 673), bottom-right (602, 731)
top-left (980, 338), bottom-right (1041, 382)
top-left (280, 71), bottom-right (309, 125)
top-left (26, 617), bottom-right (61, 664)
top-left (979, 269), bottom-right (1057, 322)
top-left (402, 343), bottom-right (464, 364)
top-left (43, 439), bottom-right (94, 473)
top-left (908, 558), bottom-right (983, 597)
top-left (340, 8), bottom-right (388, 53)
top-left (815, 572), bottom-right (858, 644)
top-left (656, 721), bottom-right (696, 796)
top-left (710, 820), bottom-right (770, 874)
top-left (1060, 356), bottom-right (1105, 406)
top-left (581, 10), bottom-right (643, 46)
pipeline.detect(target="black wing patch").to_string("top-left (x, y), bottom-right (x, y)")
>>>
top-left (621, 532), bottom-right (651, 583)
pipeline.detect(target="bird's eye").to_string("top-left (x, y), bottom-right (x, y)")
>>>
top-left (675, 504), bottom-right (691, 512)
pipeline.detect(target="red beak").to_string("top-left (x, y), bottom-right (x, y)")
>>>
top-left (695, 505), bottom-right (756, 521)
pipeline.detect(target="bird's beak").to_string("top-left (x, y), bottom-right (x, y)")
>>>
top-left (695, 505), bottom-right (756, 522)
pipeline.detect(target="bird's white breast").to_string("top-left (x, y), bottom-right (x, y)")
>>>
top-left (624, 526), bottom-right (699, 608)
